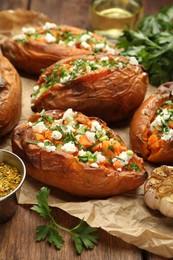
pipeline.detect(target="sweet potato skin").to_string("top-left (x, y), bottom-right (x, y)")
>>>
top-left (1, 25), bottom-right (108, 75)
top-left (31, 54), bottom-right (148, 124)
top-left (0, 55), bottom-right (21, 137)
top-left (11, 110), bottom-right (147, 198)
top-left (130, 82), bottom-right (173, 165)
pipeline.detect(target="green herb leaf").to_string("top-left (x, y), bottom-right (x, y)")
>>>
top-left (31, 187), bottom-right (51, 218)
top-left (70, 219), bottom-right (98, 255)
top-left (117, 5), bottom-right (173, 86)
top-left (31, 187), bottom-right (98, 255)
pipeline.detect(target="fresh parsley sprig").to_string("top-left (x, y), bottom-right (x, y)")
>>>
top-left (31, 187), bottom-right (98, 255)
top-left (117, 5), bottom-right (173, 86)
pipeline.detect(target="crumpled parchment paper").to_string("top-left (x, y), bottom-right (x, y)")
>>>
top-left (0, 9), bottom-right (173, 259)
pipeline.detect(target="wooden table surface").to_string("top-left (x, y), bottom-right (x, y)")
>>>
top-left (0, 0), bottom-right (173, 259)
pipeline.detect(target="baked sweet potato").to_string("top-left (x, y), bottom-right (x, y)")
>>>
top-left (0, 55), bottom-right (21, 137)
top-left (31, 53), bottom-right (148, 124)
top-left (1, 22), bottom-right (116, 75)
top-left (130, 82), bottom-right (173, 165)
top-left (11, 108), bottom-right (147, 198)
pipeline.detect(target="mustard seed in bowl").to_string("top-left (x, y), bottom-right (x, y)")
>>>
top-left (0, 162), bottom-right (22, 198)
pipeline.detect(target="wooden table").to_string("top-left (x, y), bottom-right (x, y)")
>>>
top-left (0, 1), bottom-right (172, 259)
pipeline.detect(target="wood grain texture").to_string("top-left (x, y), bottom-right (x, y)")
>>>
top-left (0, 1), bottom-right (173, 260)
top-left (30, 0), bottom-right (91, 28)
top-left (0, 205), bottom-right (142, 260)
top-left (0, 0), bottom-right (28, 10)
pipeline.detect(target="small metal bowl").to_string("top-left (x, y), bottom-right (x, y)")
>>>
top-left (0, 149), bottom-right (26, 223)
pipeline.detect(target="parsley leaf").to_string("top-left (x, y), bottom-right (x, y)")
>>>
top-left (117, 5), bottom-right (173, 86)
top-left (31, 187), bottom-right (98, 254)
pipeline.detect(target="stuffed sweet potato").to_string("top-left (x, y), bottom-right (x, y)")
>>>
top-left (12, 108), bottom-right (147, 198)
top-left (130, 82), bottom-right (173, 165)
top-left (1, 22), bottom-right (116, 75)
top-left (31, 53), bottom-right (148, 123)
top-left (0, 55), bottom-right (21, 137)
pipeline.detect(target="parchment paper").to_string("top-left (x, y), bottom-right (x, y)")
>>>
top-left (0, 10), bottom-right (173, 259)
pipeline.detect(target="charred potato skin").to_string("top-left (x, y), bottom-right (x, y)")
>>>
top-left (0, 55), bottom-right (22, 137)
top-left (1, 25), bottom-right (107, 75)
top-left (130, 82), bottom-right (173, 165)
top-left (31, 54), bottom-right (148, 124)
top-left (12, 110), bottom-right (147, 198)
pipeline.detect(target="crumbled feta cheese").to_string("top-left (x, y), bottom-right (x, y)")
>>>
top-left (95, 43), bottom-right (105, 49)
top-left (58, 40), bottom-right (65, 45)
top-left (61, 141), bottom-right (78, 154)
top-left (65, 125), bottom-right (75, 133)
top-left (91, 121), bottom-right (102, 132)
top-left (90, 162), bottom-right (99, 168)
top-left (96, 152), bottom-right (106, 163)
top-left (43, 22), bottom-right (58, 30)
top-left (129, 56), bottom-right (139, 66)
top-left (45, 145), bottom-right (56, 152)
top-left (161, 129), bottom-right (173, 141)
top-left (28, 122), bottom-right (33, 126)
top-left (67, 41), bottom-right (75, 47)
top-left (32, 121), bottom-right (48, 133)
top-left (78, 149), bottom-right (86, 156)
top-left (51, 131), bottom-right (62, 140)
top-left (22, 27), bottom-right (36, 34)
top-left (112, 150), bottom-right (133, 166)
top-left (60, 75), bottom-right (71, 83)
top-left (85, 131), bottom-right (95, 143)
top-left (104, 44), bottom-right (116, 54)
top-left (13, 34), bottom-right (27, 41)
top-left (80, 34), bottom-right (91, 42)
top-left (45, 33), bottom-right (56, 43)
top-left (100, 56), bottom-right (109, 61)
top-left (150, 108), bottom-right (171, 131)
top-left (33, 85), bottom-right (39, 92)
top-left (37, 142), bottom-right (44, 149)
top-left (80, 41), bottom-right (91, 50)
top-left (62, 109), bottom-right (76, 120)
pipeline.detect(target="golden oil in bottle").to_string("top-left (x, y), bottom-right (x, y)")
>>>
top-left (88, 0), bottom-right (144, 39)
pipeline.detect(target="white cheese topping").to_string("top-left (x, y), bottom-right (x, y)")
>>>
top-left (45, 33), bottom-right (56, 43)
top-left (91, 120), bottom-right (102, 131)
top-left (12, 34), bottom-right (27, 41)
top-left (112, 150), bottom-right (133, 166)
top-left (85, 131), bottom-right (95, 143)
top-left (51, 131), bottom-right (62, 140)
top-left (43, 22), bottom-right (58, 30)
top-left (62, 108), bottom-right (76, 120)
top-left (96, 152), bottom-right (106, 163)
top-left (61, 141), bottom-right (78, 154)
top-left (129, 56), bottom-right (139, 66)
top-left (90, 162), bottom-right (99, 168)
top-left (32, 122), bottom-right (48, 133)
top-left (161, 129), bottom-right (173, 141)
top-left (22, 27), bottom-right (36, 34)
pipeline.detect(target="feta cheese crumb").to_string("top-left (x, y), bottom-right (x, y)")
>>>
top-left (61, 141), bottom-right (78, 154)
top-left (32, 121), bottom-right (48, 133)
top-left (43, 22), bottom-right (58, 30)
top-left (80, 41), bottom-right (91, 50)
top-left (13, 34), bottom-right (27, 41)
top-left (45, 145), bottom-right (56, 152)
top-left (91, 121), bottom-right (102, 132)
top-left (90, 162), bottom-right (99, 168)
top-left (112, 150), bottom-right (133, 166)
top-left (129, 56), bottom-right (139, 66)
top-left (22, 27), bottom-right (36, 34)
top-left (96, 152), bottom-right (106, 163)
top-left (51, 131), bottom-right (62, 140)
top-left (62, 109), bottom-right (76, 120)
top-left (85, 131), bottom-right (95, 143)
top-left (45, 33), bottom-right (56, 43)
